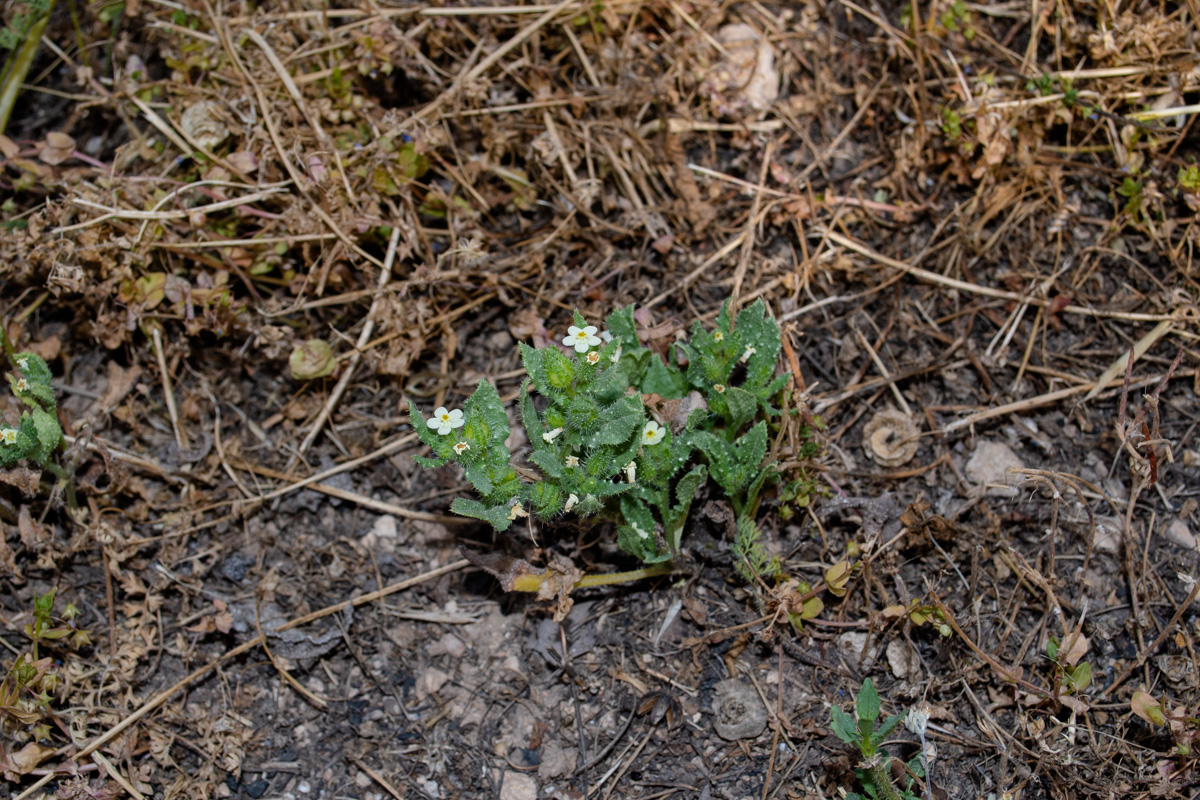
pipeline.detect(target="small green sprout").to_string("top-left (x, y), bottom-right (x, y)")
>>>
top-left (831, 679), bottom-right (926, 800)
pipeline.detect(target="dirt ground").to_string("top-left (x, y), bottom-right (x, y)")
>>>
top-left (1, 1), bottom-right (1200, 799)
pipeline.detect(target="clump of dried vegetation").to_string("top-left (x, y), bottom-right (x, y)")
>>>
top-left (0, 0), bottom-right (1198, 797)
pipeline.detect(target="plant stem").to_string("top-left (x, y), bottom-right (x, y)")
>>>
top-left (0, 2), bottom-right (53, 135)
top-left (575, 562), bottom-right (674, 587)
top-left (867, 757), bottom-right (903, 800)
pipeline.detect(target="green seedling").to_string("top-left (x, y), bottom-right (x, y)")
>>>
top-left (937, 0), bottom-right (975, 39)
top-left (1045, 632), bottom-right (1092, 694)
top-left (1180, 166), bottom-right (1200, 194)
top-left (1, 589), bottom-right (89, 741)
top-left (1131, 690), bottom-right (1200, 756)
top-left (882, 600), bottom-right (953, 638)
top-left (831, 679), bottom-right (925, 800)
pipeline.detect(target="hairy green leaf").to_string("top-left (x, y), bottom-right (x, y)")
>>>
top-left (857, 679), bottom-right (881, 724)
top-left (450, 497), bottom-right (513, 531)
top-left (725, 385), bottom-right (757, 431)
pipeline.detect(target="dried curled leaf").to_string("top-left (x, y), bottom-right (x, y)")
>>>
top-left (289, 340), bottom-right (335, 381)
top-left (1, 741), bottom-right (54, 781)
top-left (181, 100), bottom-right (229, 150)
top-left (862, 409), bottom-right (920, 468)
top-left (39, 131), bottom-right (75, 165)
top-left (1131, 690), bottom-right (1165, 726)
top-left (825, 559), bottom-right (853, 597)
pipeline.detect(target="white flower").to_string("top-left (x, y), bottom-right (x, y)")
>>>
top-left (714, 384), bottom-right (725, 394)
top-left (16, 357), bottom-right (28, 371)
top-left (563, 324), bottom-right (601, 354)
top-left (599, 331), bottom-right (614, 343)
top-left (564, 455), bottom-right (579, 468)
top-left (713, 331), bottom-right (724, 342)
top-left (542, 427), bottom-right (563, 443)
top-left (586, 351), bottom-right (600, 365)
top-left (15, 378), bottom-right (28, 392)
top-left (610, 346), bottom-right (622, 363)
top-left (740, 346), bottom-right (756, 363)
top-left (1, 428), bottom-right (16, 445)
top-left (641, 421), bottom-right (664, 446)
top-left (427, 407), bottom-right (464, 435)
top-left (508, 500), bottom-right (529, 521)
top-left (564, 493), bottom-right (579, 512)
top-left (453, 441), bottom-right (470, 455)
top-left (623, 460), bottom-right (637, 483)
top-left (632, 523), bottom-right (649, 540)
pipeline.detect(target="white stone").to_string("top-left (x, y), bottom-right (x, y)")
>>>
top-left (1165, 519), bottom-right (1197, 550)
top-left (965, 441), bottom-right (1025, 497)
top-left (500, 771), bottom-right (538, 800)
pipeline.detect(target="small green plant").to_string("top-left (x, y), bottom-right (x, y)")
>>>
top-left (0, 347), bottom-right (67, 485)
top-left (1045, 633), bottom-right (1092, 694)
top-left (831, 679), bottom-right (925, 800)
top-left (937, 0), bottom-right (975, 39)
top-left (1, 589), bottom-right (89, 741)
top-left (939, 108), bottom-right (963, 142)
top-left (882, 599), bottom-right (953, 638)
top-left (1180, 165), bottom-right (1200, 193)
top-left (1117, 176), bottom-right (1146, 223)
top-left (1131, 690), bottom-right (1200, 756)
top-left (413, 299), bottom-right (809, 579)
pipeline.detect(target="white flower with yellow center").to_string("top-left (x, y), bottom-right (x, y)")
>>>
top-left (542, 427), bottom-right (563, 443)
top-left (714, 384), bottom-right (725, 394)
top-left (564, 493), bottom-right (579, 512)
top-left (564, 455), bottom-right (579, 468)
top-left (508, 500), bottom-right (529, 521)
top-left (641, 421), bottom-right (664, 446)
top-left (16, 357), bottom-right (28, 371)
top-left (563, 324), bottom-right (601, 354)
top-left (623, 460), bottom-right (636, 483)
top-left (453, 441), bottom-right (470, 455)
top-left (713, 331), bottom-right (724, 342)
top-left (1, 428), bottom-right (16, 445)
top-left (740, 346), bottom-right (756, 363)
top-left (15, 378), bottom-right (28, 393)
top-left (427, 407), bottom-right (464, 435)
top-left (586, 351), bottom-right (600, 365)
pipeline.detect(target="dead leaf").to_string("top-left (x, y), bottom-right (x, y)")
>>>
top-left (39, 132), bottom-right (76, 165)
top-left (508, 308), bottom-right (552, 349)
top-left (825, 559), bottom-right (852, 597)
top-left (1131, 691), bottom-right (1165, 726)
top-left (0, 466), bottom-right (43, 496)
top-left (2, 741), bottom-right (55, 781)
top-left (180, 100), bottom-right (229, 150)
top-left (862, 409), bottom-right (920, 468)
top-left (704, 24), bottom-right (780, 116)
top-left (642, 391), bottom-right (708, 434)
top-left (1059, 631), bottom-right (1089, 667)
